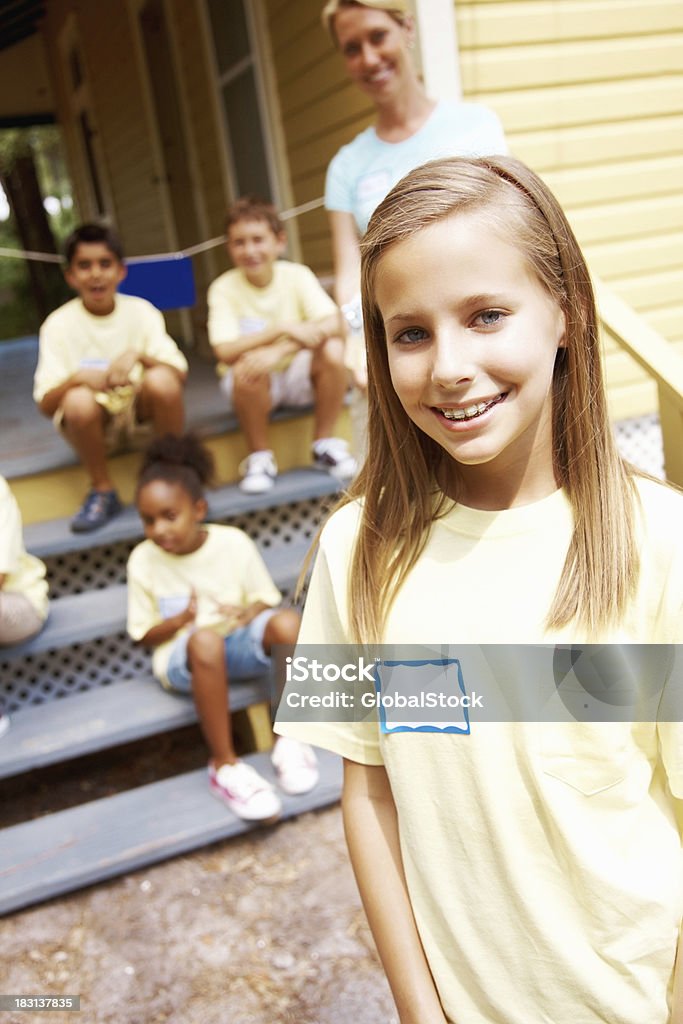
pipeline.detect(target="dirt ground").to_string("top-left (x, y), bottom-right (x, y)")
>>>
top-left (2, 805), bottom-right (398, 1024)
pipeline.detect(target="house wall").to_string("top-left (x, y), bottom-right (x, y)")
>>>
top-left (42, 2), bottom-right (168, 251)
top-left (267, 0), bottom-right (682, 418)
top-left (0, 35), bottom-right (54, 121)
top-left (455, 0), bottom-right (683, 417)
top-left (264, 0), bottom-right (375, 275)
top-left (35, 0), bottom-right (683, 417)
top-left (39, 0), bottom-right (228, 345)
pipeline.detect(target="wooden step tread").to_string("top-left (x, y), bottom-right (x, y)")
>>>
top-left (0, 674), bottom-right (271, 780)
top-left (24, 467), bottom-right (341, 559)
top-left (0, 748), bottom-right (342, 916)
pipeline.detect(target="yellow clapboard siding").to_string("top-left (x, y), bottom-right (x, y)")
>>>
top-left (271, 19), bottom-right (335, 80)
top-left (287, 118), bottom-right (373, 182)
top-left (568, 195), bottom-right (683, 247)
top-left (79, 9), bottom-right (168, 253)
top-left (171, 0), bottom-right (226, 238)
top-left (481, 76), bottom-right (683, 132)
top-left (540, 155), bottom-right (683, 208)
top-left (610, 270), bottom-right (683, 312)
top-left (512, 115), bottom-right (683, 171)
top-left (268, 2), bottom-right (323, 56)
top-left (460, 35), bottom-right (683, 94)
top-left (587, 232), bottom-right (683, 279)
top-left (457, 0), bottom-right (683, 48)
top-left (283, 85), bottom-right (373, 149)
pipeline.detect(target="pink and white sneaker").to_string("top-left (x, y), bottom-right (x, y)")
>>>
top-left (208, 760), bottom-right (282, 822)
top-left (271, 737), bottom-right (320, 796)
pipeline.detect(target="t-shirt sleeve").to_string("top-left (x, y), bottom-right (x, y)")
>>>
top-left (658, 606), bottom-right (683, 801)
top-left (33, 313), bottom-right (70, 402)
top-left (274, 523), bottom-right (384, 766)
top-left (126, 547), bottom-right (162, 641)
top-left (294, 266), bottom-right (338, 322)
top-left (473, 105), bottom-right (508, 156)
top-left (207, 277), bottom-right (241, 347)
top-left (240, 537), bottom-right (283, 608)
top-left (0, 479), bottom-right (22, 574)
top-left (138, 302), bottom-right (188, 373)
top-left (324, 146), bottom-right (353, 214)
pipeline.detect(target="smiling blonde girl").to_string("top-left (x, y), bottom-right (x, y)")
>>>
top-left (277, 157), bottom-right (683, 1024)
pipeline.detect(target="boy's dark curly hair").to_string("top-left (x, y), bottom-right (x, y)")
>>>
top-left (136, 433), bottom-right (214, 502)
top-left (64, 223), bottom-right (125, 265)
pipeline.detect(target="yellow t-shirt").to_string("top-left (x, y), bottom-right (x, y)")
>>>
top-left (127, 524), bottom-right (282, 687)
top-left (276, 477), bottom-right (683, 1024)
top-left (33, 294), bottom-right (188, 413)
top-left (0, 476), bottom-right (49, 619)
top-left (207, 261), bottom-right (337, 374)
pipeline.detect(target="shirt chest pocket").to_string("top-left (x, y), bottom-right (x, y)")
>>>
top-left (539, 722), bottom-right (633, 796)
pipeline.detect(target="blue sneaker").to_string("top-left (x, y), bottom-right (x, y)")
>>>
top-left (70, 489), bottom-right (123, 533)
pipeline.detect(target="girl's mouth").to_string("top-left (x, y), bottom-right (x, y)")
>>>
top-left (435, 393), bottom-right (507, 423)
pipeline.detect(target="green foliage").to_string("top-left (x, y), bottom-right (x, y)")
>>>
top-left (0, 125), bottom-right (76, 341)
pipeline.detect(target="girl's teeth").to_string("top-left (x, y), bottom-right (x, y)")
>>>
top-left (442, 400), bottom-right (493, 421)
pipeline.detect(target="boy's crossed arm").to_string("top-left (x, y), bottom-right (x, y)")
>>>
top-left (38, 349), bottom-right (186, 418)
top-left (212, 311), bottom-right (344, 367)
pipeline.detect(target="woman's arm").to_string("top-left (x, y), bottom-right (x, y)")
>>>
top-left (329, 210), bottom-right (362, 309)
top-left (342, 759), bottom-right (448, 1024)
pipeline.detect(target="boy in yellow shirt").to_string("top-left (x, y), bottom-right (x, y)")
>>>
top-left (33, 224), bottom-right (188, 532)
top-left (207, 197), bottom-right (356, 493)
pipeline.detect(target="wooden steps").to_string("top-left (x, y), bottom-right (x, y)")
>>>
top-left (0, 749), bottom-right (343, 916)
top-left (1, 466), bottom-right (345, 913)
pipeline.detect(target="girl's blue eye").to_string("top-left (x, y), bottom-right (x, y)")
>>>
top-left (396, 327), bottom-right (427, 345)
top-left (478, 310), bottom-right (503, 327)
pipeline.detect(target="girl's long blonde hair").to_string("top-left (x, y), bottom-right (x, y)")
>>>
top-left (341, 155), bottom-right (638, 642)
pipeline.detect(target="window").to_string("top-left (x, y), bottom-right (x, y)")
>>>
top-left (206, 0), bottom-right (274, 201)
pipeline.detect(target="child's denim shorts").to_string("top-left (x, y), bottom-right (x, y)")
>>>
top-left (165, 608), bottom-right (276, 693)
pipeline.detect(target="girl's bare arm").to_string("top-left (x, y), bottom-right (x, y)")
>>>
top-left (342, 759), bottom-right (448, 1024)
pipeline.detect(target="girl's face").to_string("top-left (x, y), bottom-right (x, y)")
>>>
top-left (137, 480), bottom-right (207, 555)
top-left (375, 210), bottom-right (566, 509)
top-left (334, 6), bottom-right (415, 102)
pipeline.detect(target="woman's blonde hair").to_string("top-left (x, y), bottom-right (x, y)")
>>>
top-left (321, 0), bottom-right (410, 44)
top-left (342, 155), bottom-right (638, 642)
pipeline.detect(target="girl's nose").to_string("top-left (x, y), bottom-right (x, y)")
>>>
top-left (430, 335), bottom-right (475, 388)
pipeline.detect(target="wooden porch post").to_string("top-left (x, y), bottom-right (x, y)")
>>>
top-left (412, 0), bottom-right (462, 101)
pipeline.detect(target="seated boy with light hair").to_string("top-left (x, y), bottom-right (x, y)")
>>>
top-left (207, 196), bottom-right (356, 494)
top-left (33, 223), bottom-right (188, 532)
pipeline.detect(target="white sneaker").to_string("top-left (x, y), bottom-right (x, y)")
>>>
top-left (271, 737), bottom-right (320, 796)
top-left (239, 450), bottom-right (277, 494)
top-left (209, 760), bottom-right (282, 821)
top-left (312, 437), bottom-right (358, 482)
top-left (0, 714), bottom-right (9, 739)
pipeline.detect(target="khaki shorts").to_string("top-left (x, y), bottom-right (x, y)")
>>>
top-left (219, 348), bottom-right (314, 412)
top-left (54, 385), bottom-right (153, 454)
